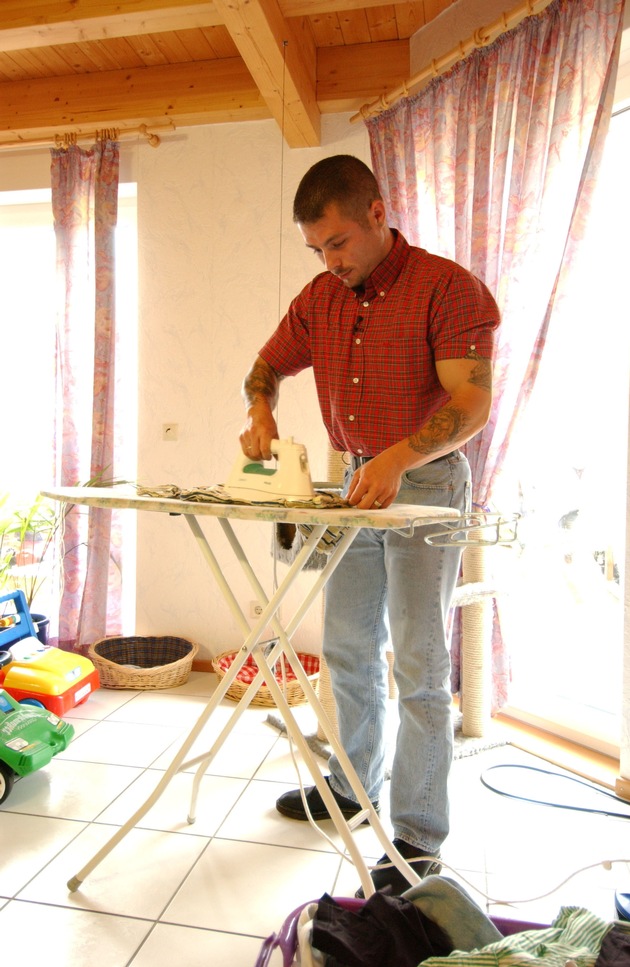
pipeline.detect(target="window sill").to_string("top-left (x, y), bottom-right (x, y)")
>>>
top-left (495, 712), bottom-right (625, 798)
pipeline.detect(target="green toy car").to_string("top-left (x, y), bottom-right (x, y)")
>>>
top-left (0, 686), bottom-right (75, 804)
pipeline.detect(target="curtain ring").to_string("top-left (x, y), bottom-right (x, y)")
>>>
top-left (96, 128), bottom-right (118, 142)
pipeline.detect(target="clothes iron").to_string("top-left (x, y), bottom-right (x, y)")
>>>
top-left (224, 437), bottom-right (316, 503)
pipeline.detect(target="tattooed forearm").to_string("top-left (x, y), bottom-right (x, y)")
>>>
top-left (242, 358), bottom-right (280, 409)
top-left (408, 404), bottom-right (470, 457)
top-left (464, 349), bottom-right (493, 392)
top-left (406, 351), bottom-right (492, 459)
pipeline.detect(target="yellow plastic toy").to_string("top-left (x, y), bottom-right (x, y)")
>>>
top-left (0, 590), bottom-right (99, 717)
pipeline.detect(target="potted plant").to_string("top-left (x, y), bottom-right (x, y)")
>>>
top-left (0, 475), bottom-right (124, 644)
top-left (0, 492), bottom-right (67, 643)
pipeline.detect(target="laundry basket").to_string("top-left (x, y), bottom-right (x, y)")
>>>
top-left (89, 635), bottom-right (198, 689)
top-left (255, 898), bottom-right (548, 967)
top-left (211, 645), bottom-right (320, 707)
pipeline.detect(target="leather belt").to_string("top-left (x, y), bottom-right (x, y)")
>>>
top-left (349, 451), bottom-right (458, 473)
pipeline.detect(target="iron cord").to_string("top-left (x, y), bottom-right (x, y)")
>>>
top-left (481, 763), bottom-right (630, 820)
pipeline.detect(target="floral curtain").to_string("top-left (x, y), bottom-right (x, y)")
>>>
top-left (366, 0), bottom-right (625, 707)
top-left (50, 139), bottom-right (122, 654)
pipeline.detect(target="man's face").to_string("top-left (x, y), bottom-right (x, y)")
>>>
top-left (298, 200), bottom-right (391, 289)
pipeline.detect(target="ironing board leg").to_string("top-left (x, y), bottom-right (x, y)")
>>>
top-left (255, 642), bottom-right (424, 898)
top-left (261, 666), bottom-right (377, 898)
top-left (67, 512), bottom-right (421, 898)
top-left (186, 520), bottom-right (345, 822)
top-left (66, 517), bottom-right (334, 891)
top-left (66, 654), bottom-right (244, 892)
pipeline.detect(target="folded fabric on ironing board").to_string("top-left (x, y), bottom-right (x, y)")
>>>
top-left (136, 483), bottom-right (349, 509)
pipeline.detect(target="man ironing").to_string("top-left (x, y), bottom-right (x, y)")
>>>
top-left (239, 155), bottom-right (500, 895)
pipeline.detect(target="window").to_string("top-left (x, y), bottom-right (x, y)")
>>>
top-left (0, 185), bottom-right (138, 631)
top-left (494, 107), bottom-right (630, 756)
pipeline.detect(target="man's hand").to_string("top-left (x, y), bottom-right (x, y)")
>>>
top-left (240, 356), bottom-right (280, 460)
top-left (346, 451), bottom-right (405, 510)
top-left (239, 406), bottom-right (278, 462)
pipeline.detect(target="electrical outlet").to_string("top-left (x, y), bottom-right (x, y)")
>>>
top-left (249, 600), bottom-right (264, 619)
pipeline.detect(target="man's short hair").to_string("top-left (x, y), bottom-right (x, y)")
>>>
top-left (293, 155), bottom-right (382, 226)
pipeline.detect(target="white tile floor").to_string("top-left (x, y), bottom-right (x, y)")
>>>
top-left (2, 671), bottom-right (629, 967)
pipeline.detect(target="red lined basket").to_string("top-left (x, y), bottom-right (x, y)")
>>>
top-left (211, 646), bottom-right (320, 707)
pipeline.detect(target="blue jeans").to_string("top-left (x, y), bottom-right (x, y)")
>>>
top-left (324, 451), bottom-right (471, 853)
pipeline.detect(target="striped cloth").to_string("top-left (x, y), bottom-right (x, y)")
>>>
top-left (421, 906), bottom-right (628, 966)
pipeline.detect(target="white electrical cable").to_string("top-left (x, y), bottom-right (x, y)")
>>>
top-left (433, 857), bottom-right (630, 908)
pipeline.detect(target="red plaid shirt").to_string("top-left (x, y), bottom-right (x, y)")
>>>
top-left (260, 231), bottom-right (500, 456)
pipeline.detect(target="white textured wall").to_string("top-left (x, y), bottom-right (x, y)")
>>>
top-left (134, 115), bottom-right (370, 660)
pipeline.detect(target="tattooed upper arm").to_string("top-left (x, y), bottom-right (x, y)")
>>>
top-left (435, 353), bottom-right (493, 399)
top-left (464, 349), bottom-right (492, 392)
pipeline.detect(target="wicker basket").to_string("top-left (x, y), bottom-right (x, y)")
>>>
top-left (89, 635), bottom-right (198, 689)
top-left (211, 646), bottom-right (320, 707)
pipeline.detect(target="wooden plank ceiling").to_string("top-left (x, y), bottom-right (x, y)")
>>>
top-left (0, 0), bottom-right (458, 148)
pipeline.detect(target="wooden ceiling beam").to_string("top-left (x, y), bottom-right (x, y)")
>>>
top-left (0, 0), bottom-right (425, 36)
top-left (212, 0), bottom-right (319, 148)
top-left (0, 57), bottom-right (270, 138)
top-left (281, 0), bottom-right (427, 13)
top-left (0, 37), bottom-right (410, 144)
top-left (317, 38), bottom-right (409, 112)
top-left (0, 0), bottom-right (424, 54)
top-left (0, 2), bottom-right (223, 53)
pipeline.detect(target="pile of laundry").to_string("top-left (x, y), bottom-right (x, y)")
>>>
top-left (295, 876), bottom-right (630, 966)
top-left (135, 482), bottom-right (348, 509)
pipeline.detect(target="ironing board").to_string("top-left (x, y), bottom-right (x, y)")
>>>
top-left (42, 485), bottom-right (465, 899)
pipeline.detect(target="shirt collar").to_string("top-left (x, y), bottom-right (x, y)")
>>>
top-left (358, 229), bottom-right (408, 299)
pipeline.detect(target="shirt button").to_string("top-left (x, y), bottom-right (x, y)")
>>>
top-left (355, 338), bottom-right (361, 345)
top-left (348, 415), bottom-right (355, 422)
top-left (357, 448), bottom-right (363, 455)
top-left (352, 377), bottom-right (359, 384)
top-left (379, 291), bottom-right (385, 297)
top-left (362, 301), bottom-right (369, 308)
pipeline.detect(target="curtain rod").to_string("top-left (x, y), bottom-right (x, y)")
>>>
top-left (0, 121), bottom-right (175, 152)
top-left (350, 0), bottom-right (555, 123)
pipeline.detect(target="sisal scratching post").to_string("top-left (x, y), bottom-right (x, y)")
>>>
top-left (326, 447), bottom-right (347, 484)
top-left (317, 651), bottom-right (340, 742)
top-left (458, 544), bottom-right (494, 738)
